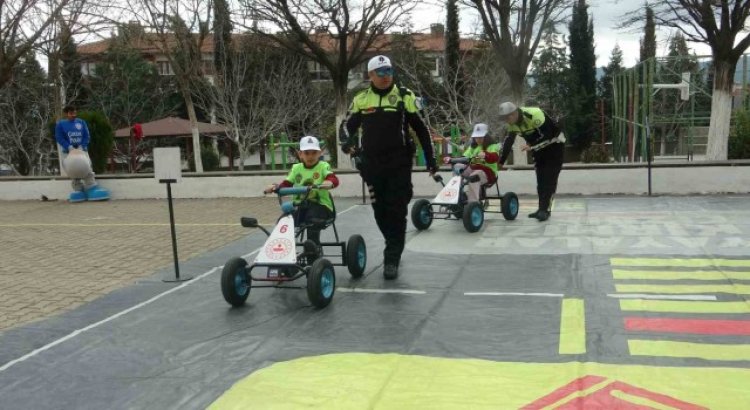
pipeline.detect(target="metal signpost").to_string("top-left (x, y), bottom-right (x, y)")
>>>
top-left (154, 147), bottom-right (192, 282)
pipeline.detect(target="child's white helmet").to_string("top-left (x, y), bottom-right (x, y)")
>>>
top-left (498, 102), bottom-right (518, 117)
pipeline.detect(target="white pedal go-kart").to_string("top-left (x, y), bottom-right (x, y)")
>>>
top-left (221, 186), bottom-right (366, 309)
top-left (411, 157), bottom-right (519, 233)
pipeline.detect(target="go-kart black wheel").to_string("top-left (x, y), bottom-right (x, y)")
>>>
top-left (501, 192), bottom-right (519, 220)
top-left (462, 201), bottom-right (484, 233)
top-left (411, 199), bottom-right (433, 230)
top-left (307, 258), bottom-right (336, 309)
top-left (346, 234), bottom-right (367, 278)
top-left (221, 257), bottom-right (250, 307)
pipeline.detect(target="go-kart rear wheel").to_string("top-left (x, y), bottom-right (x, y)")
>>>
top-left (501, 192), bottom-right (519, 220)
top-left (221, 257), bottom-right (250, 307)
top-left (346, 234), bottom-right (367, 278)
top-left (462, 201), bottom-right (484, 233)
top-left (411, 199), bottom-right (433, 230)
top-left (307, 258), bottom-right (335, 309)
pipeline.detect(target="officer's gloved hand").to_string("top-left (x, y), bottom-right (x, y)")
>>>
top-left (427, 165), bottom-right (438, 176)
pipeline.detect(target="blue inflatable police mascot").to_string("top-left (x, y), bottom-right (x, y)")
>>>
top-left (55, 106), bottom-right (110, 202)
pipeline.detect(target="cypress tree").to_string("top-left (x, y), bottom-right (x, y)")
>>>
top-left (213, 0), bottom-right (233, 84)
top-left (567, 0), bottom-right (597, 149)
top-left (445, 0), bottom-right (464, 112)
top-left (639, 5), bottom-right (656, 62)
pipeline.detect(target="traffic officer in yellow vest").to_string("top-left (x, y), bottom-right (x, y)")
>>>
top-left (340, 55), bottom-right (437, 280)
top-left (497, 102), bottom-right (564, 222)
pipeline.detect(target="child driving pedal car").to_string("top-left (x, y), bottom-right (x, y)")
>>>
top-left (443, 123), bottom-right (500, 203)
top-left (264, 136), bottom-right (339, 250)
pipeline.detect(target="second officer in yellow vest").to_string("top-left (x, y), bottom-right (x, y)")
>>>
top-left (497, 102), bottom-right (564, 222)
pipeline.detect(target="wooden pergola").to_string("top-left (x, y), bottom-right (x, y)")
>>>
top-left (113, 117), bottom-right (233, 171)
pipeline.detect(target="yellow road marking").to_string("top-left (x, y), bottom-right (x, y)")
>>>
top-left (615, 284), bottom-right (750, 295)
top-left (559, 298), bottom-right (586, 355)
top-left (611, 258), bottom-right (750, 268)
top-left (613, 269), bottom-right (750, 281)
top-left (629, 340), bottom-right (750, 361)
top-left (208, 353), bottom-right (750, 409)
top-left (620, 299), bottom-right (750, 314)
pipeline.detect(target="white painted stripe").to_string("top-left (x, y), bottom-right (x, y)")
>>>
top-left (607, 293), bottom-right (718, 301)
top-left (0, 204), bottom-right (359, 374)
top-left (464, 292), bottom-right (564, 297)
top-left (337, 288), bottom-right (426, 295)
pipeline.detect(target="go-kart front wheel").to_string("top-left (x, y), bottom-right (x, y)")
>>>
top-left (501, 192), bottom-right (519, 220)
top-left (307, 258), bottom-right (335, 309)
top-left (411, 199), bottom-right (433, 230)
top-left (346, 234), bottom-right (367, 278)
top-left (221, 257), bottom-right (250, 307)
top-left (462, 201), bottom-right (484, 233)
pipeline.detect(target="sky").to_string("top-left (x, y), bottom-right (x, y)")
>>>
top-left (412, 0), bottom-right (714, 68)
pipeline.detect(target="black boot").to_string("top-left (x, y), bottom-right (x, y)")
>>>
top-left (303, 239), bottom-right (320, 263)
top-left (528, 210), bottom-right (541, 219)
top-left (383, 264), bottom-right (399, 280)
top-left (536, 210), bottom-right (550, 222)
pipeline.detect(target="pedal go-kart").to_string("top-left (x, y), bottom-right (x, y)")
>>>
top-left (411, 157), bottom-right (519, 233)
top-left (221, 186), bottom-right (367, 309)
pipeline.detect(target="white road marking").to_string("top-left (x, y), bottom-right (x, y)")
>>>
top-left (337, 288), bottom-right (426, 295)
top-left (464, 292), bottom-right (564, 297)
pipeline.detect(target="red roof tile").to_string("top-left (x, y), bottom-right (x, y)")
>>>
top-left (78, 32), bottom-right (484, 56)
top-left (114, 117), bottom-right (227, 138)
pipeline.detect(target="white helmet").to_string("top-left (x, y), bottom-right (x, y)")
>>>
top-left (498, 101), bottom-right (518, 117)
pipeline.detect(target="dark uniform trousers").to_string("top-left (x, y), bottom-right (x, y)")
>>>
top-left (532, 142), bottom-right (564, 212)
top-left (294, 202), bottom-right (333, 245)
top-left (361, 161), bottom-right (413, 266)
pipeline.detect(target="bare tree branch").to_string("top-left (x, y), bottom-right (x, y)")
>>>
top-left (0, 0), bottom-right (76, 87)
top-left (465, 0), bottom-right (572, 101)
top-left (132, 0), bottom-right (212, 171)
top-left (236, 0), bottom-right (416, 167)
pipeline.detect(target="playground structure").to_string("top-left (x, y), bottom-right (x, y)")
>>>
top-left (611, 54), bottom-right (750, 162)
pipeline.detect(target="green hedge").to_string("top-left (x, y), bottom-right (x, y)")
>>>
top-left (729, 110), bottom-right (750, 159)
top-left (77, 111), bottom-right (115, 174)
top-left (580, 143), bottom-right (610, 163)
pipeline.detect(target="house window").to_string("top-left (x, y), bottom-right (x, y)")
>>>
top-left (157, 61), bottom-right (174, 75)
top-left (202, 57), bottom-right (214, 75)
top-left (308, 60), bottom-right (331, 81)
top-left (431, 57), bottom-right (442, 78)
top-left (80, 62), bottom-right (97, 76)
